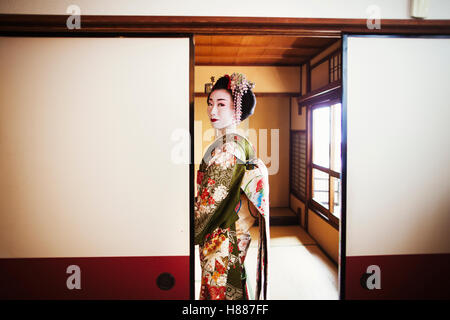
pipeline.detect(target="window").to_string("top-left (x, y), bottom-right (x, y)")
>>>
top-left (290, 130), bottom-right (307, 202)
top-left (311, 102), bottom-right (341, 223)
top-left (329, 51), bottom-right (342, 83)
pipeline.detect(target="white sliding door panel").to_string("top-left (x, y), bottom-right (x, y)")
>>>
top-left (345, 36), bottom-right (450, 257)
top-left (0, 37), bottom-right (190, 258)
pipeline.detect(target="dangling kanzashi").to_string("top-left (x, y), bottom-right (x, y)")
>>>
top-left (226, 73), bottom-right (255, 125)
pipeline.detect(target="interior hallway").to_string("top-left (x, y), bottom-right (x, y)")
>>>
top-left (195, 216), bottom-right (339, 300)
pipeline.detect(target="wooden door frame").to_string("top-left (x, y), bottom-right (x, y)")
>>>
top-left (1, 14), bottom-right (450, 36)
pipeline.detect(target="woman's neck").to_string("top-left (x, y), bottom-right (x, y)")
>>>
top-left (215, 125), bottom-right (237, 140)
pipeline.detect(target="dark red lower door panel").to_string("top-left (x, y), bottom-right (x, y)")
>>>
top-left (346, 253), bottom-right (450, 299)
top-left (0, 256), bottom-right (189, 299)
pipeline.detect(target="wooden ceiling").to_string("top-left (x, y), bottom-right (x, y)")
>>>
top-left (194, 35), bottom-right (338, 66)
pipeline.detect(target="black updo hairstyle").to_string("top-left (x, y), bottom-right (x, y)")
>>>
top-left (206, 75), bottom-right (256, 122)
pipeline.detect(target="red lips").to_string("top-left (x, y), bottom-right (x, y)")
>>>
top-left (211, 119), bottom-right (218, 122)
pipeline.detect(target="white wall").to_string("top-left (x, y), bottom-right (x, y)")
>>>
top-left (195, 66), bottom-right (300, 93)
top-left (0, 37), bottom-right (191, 258)
top-left (345, 35), bottom-right (450, 256)
top-left (1, 0), bottom-right (450, 19)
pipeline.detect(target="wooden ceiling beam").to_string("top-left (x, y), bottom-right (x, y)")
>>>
top-left (2, 15), bottom-right (449, 36)
top-left (195, 44), bottom-right (326, 50)
top-left (195, 63), bottom-right (305, 66)
top-left (196, 54), bottom-right (311, 59)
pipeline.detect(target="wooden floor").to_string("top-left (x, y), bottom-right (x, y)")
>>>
top-left (195, 223), bottom-right (339, 300)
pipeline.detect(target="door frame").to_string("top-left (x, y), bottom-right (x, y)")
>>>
top-left (1, 14), bottom-right (450, 36)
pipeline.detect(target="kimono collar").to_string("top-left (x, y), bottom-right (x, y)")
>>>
top-left (201, 133), bottom-right (255, 166)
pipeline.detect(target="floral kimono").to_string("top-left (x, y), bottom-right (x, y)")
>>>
top-left (194, 133), bottom-right (270, 300)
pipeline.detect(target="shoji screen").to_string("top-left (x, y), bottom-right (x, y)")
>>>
top-left (343, 35), bottom-right (450, 299)
top-left (0, 37), bottom-right (191, 299)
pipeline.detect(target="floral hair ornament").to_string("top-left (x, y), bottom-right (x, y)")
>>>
top-left (225, 73), bottom-right (255, 125)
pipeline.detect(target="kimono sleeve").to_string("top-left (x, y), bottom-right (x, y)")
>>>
top-left (240, 159), bottom-right (270, 217)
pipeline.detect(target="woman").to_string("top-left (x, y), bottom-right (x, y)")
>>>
top-left (194, 73), bottom-right (270, 300)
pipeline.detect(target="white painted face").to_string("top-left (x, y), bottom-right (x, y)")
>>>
top-left (207, 89), bottom-right (235, 129)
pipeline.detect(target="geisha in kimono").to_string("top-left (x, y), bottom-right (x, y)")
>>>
top-left (194, 73), bottom-right (270, 300)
